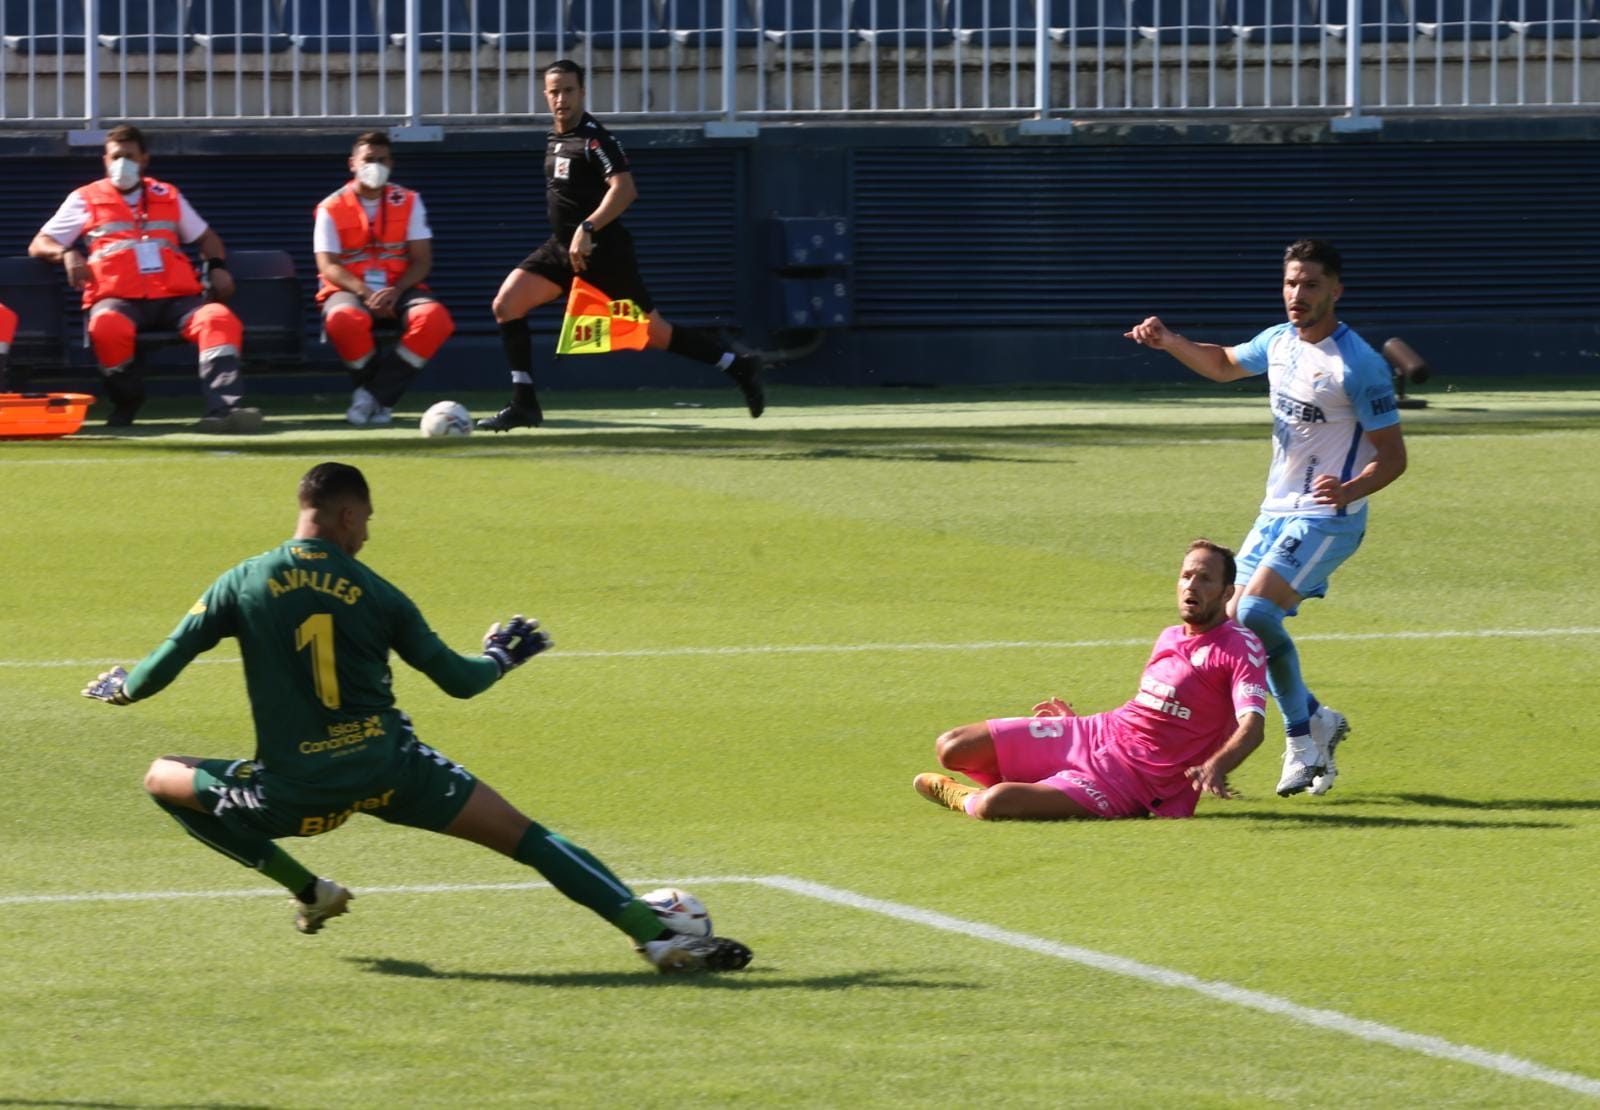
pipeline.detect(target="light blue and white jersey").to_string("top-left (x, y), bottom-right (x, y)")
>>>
top-left (1231, 321), bottom-right (1400, 518)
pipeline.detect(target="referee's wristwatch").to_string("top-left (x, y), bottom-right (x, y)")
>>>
top-left (580, 219), bottom-right (598, 236)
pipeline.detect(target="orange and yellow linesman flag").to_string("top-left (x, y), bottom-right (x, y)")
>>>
top-left (555, 276), bottom-right (650, 355)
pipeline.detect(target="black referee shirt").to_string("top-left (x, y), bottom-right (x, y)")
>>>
top-left (545, 112), bottom-right (631, 238)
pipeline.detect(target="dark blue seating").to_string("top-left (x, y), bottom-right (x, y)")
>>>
top-left (1321, 0), bottom-right (1412, 38)
top-left (2, 0), bottom-right (88, 53)
top-left (1049, 0), bottom-right (1132, 44)
top-left (98, 0), bottom-right (194, 54)
top-left (1413, 0), bottom-right (1509, 36)
top-left (479, 0), bottom-right (577, 49)
top-left (0, 257), bottom-right (68, 372)
top-left (572, 0), bottom-right (674, 47)
top-left (1226, 0), bottom-right (1322, 40)
top-left (1503, 0), bottom-right (1598, 35)
top-left (385, 0), bottom-right (479, 49)
top-left (761, 0), bottom-right (859, 47)
top-left (287, 0), bottom-right (385, 51)
top-left (666, 0), bottom-right (764, 45)
top-left (190, 0), bottom-right (293, 52)
top-left (228, 250), bottom-right (304, 363)
top-left (949, 0), bottom-right (1039, 45)
top-left (854, 0), bottom-right (955, 46)
top-left (1131, 0), bottom-right (1228, 42)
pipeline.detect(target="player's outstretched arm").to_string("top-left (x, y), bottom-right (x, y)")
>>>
top-left (1124, 316), bottom-right (1251, 382)
top-left (1185, 713), bottom-right (1266, 799)
top-left (481, 615), bottom-right (552, 676)
top-left (81, 666), bottom-right (134, 705)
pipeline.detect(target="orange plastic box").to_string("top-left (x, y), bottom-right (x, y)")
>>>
top-left (0, 392), bottom-right (94, 439)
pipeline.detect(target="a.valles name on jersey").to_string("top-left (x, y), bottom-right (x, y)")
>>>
top-left (267, 567), bottom-right (363, 605)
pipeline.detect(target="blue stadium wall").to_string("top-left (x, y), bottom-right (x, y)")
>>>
top-left (2, 116), bottom-right (1597, 391)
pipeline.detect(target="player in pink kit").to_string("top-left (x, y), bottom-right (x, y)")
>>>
top-left (915, 540), bottom-right (1270, 820)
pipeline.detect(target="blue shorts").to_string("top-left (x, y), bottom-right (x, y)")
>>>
top-left (1236, 511), bottom-right (1367, 609)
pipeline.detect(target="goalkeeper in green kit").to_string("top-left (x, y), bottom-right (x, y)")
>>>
top-left (81, 461), bottom-right (751, 974)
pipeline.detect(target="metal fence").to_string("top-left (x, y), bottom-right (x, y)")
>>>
top-left (0, 0), bottom-right (1595, 131)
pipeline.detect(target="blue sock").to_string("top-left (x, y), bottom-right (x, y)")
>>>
top-left (1236, 595), bottom-right (1311, 735)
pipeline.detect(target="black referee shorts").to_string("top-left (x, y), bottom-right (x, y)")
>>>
top-left (518, 230), bottom-right (655, 314)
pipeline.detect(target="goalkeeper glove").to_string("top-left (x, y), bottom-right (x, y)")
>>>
top-left (482, 615), bottom-right (551, 676)
top-left (82, 666), bottom-right (134, 705)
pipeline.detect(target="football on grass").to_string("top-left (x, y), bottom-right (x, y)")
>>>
top-left (640, 887), bottom-right (713, 937)
top-left (419, 400), bottom-right (472, 437)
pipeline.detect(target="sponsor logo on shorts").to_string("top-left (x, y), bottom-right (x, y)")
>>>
top-left (1064, 772), bottom-right (1111, 812)
top-left (300, 715), bottom-right (385, 755)
top-left (298, 788), bottom-right (396, 836)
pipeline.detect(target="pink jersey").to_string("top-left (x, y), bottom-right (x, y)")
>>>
top-left (1106, 621), bottom-right (1269, 816)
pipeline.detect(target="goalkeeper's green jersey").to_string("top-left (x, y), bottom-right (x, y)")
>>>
top-left (125, 536), bottom-right (500, 795)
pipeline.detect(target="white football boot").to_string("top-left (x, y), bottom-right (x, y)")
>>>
top-left (1307, 706), bottom-right (1351, 796)
top-left (640, 933), bottom-right (754, 974)
top-left (1275, 734), bottom-right (1326, 797)
top-left (346, 387), bottom-right (380, 426)
top-left (293, 878), bottom-right (353, 935)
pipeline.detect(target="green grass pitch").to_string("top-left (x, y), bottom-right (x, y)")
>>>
top-left (2, 380), bottom-right (1597, 1108)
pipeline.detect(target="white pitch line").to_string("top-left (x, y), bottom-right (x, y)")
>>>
top-left (4, 626), bottom-right (1598, 670)
top-left (3, 873), bottom-right (1595, 1098)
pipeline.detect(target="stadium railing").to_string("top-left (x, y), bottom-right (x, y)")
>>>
top-left (0, 0), bottom-right (1594, 130)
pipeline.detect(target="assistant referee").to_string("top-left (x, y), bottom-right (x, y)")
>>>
top-left (480, 59), bottom-right (765, 431)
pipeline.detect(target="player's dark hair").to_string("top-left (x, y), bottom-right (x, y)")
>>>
top-left (352, 129), bottom-right (391, 153)
top-left (299, 462), bottom-right (370, 509)
top-left (104, 124), bottom-right (147, 153)
top-left (1283, 239), bottom-right (1342, 279)
top-left (1186, 538), bottom-right (1237, 586)
top-left (544, 59), bottom-right (585, 86)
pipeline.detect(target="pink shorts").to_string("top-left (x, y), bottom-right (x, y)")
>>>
top-left (987, 714), bottom-right (1147, 819)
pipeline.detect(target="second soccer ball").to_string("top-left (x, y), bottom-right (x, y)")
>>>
top-left (640, 887), bottom-right (713, 938)
top-left (419, 401), bottom-right (472, 437)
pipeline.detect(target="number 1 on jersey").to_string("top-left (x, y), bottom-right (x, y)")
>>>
top-left (296, 612), bottom-right (341, 709)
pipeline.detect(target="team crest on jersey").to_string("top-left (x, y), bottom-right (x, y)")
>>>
top-left (554, 155), bottom-right (571, 179)
top-left (1190, 645), bottom-right (1212, 667)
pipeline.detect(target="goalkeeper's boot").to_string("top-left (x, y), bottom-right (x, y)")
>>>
top-left (1275, 734), bottom-right (1326, 797)
top-left (477, 402), bottom-right (543, 433)
top-left (640, 933), bottom-right (754, 974)
top-left (725, 354), bottom-right (765, 418)
top-left (914, 772), bottom-right (978, 814)
top-left (1307, 707), bottom-right (1350, 796)
top-left (293, 878), bottom-right (353, 935)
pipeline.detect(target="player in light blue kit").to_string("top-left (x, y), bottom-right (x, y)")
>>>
top-left (1124, 240), bottom-right (1407, 796)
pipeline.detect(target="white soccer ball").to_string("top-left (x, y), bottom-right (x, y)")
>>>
top-left (640, 887), bottom-right (713, 938)
top-left (419, 400), bottom-right (472, 437)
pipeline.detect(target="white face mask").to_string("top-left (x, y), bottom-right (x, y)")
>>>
top-left (355, 162), bottom-right (390, 190)
top-left (107, 156), bottom-right (140, 191)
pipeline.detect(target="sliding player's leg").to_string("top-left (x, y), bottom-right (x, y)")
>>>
top-left (143, 756), bottom-right (349, 933)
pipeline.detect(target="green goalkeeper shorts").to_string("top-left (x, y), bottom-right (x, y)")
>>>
top-left (192, 734), bottom-right (477, 839)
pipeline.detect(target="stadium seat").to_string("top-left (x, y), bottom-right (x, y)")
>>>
top-left (949, 0), bottom-right (1039, 46)
top-left (572, 0), bottom-right (674, 48)
top-left (98, 0), bottom-right (195, 53)
top-left (853, 0), bottom-right (955, 47)
top-left (0, 257), bottom-right (68, 375)
top-left (1503, 0), bottom-right (1598, 35)
top-left (1226, 0), bottom-right (1322, 40)
top-left (1321, 0), bottom-right (1413, 39)
top-left (2, 0), bottom-right (88, 54)
top-left (1413, 0), bottom-right (1510, 36)
top-left (1049, 0), bottom-right (1133, 45)
top-left (385, 0), bottom-right (479, 49)
top-left (1131, 0), bottom-right (1228, 42)
top-left (666, 0), bottom-right (764, 46)
top-left (479, 0), bottom-right (578, 50)
top-left (190, 0), bottom-right (293, 53)
top-left (760, 0), bottom-right (859, 47)
top-left (286, 0), bottom-right (385, 52)
top-left (227, 250), bottom-right (304, 364)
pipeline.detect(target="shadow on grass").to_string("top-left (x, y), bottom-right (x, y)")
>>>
top-left (1203, 805), bottom-right (1566, 830)
top-left (1369, 792), bottom-right (1600, 813)
top-left (348, 955), bottom-right (968, 992)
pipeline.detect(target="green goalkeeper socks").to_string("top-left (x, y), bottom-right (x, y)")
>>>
top-left (513, 823), bottom-right (660, 942)
top-left (153, 798), bottom-right (316, 896)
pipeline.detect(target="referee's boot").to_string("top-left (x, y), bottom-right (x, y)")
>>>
top-left (477, 398), bottom-right (544, 433)
top-left (725, 354), bottom-right (766, 418)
